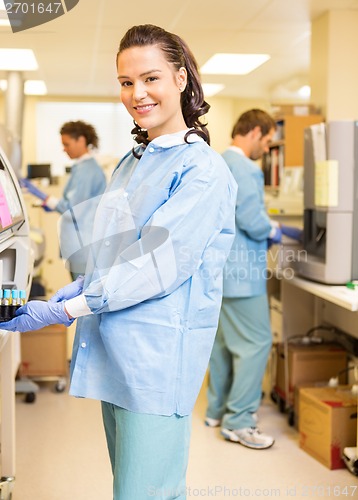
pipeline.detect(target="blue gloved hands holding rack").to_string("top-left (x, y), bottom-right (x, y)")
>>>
top-left (0, 278), bottom-right (84, 332)
top-left (20, 178), bottom-right (48, 202)
top-left (0, 300), bottom-right (74, 333)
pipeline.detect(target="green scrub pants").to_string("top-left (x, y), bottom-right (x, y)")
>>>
top-left (101, 402), bottom-right (191, 500)
top-left (207, 294), bottom-right (272, 430)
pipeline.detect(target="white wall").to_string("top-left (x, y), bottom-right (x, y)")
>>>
top-left (35, 101), bottom-right (133, 176)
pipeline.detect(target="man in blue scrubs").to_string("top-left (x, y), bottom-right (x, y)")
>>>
top-left (206, 109), bottom-right (281, 449)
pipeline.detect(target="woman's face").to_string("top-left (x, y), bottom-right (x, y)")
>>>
top-left (117, 45), bottom-right (187, 140)
top-left (61, 134), bottom-right (87, 159)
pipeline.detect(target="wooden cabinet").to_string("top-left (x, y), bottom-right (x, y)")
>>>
top-left (283, 114), bottom-right (323, 166)
top-left (262, 114), bottom-right (323, 186)
top-left (19, 324), bottom-right (68, 378)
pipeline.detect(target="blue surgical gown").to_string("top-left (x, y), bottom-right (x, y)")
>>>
top-left (55, 156), bottom-right (107, 275)
top-left (221, 148), bottom-right (272, 297)
top-left (68, 130), bottom-right (237, 416)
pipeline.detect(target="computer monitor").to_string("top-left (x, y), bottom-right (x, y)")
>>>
top-left (0, 155), bottom-right (25, 234)
top-left (27, 163), bottom-right (52, 180)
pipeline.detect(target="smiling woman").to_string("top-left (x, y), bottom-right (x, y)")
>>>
top-left (117, 24), bottom-right (210, 150)
top-left (0, 23), bottom-right (238, 500)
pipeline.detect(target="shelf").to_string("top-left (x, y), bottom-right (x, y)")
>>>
top-left (262, 143), bottom-right (284, 187)
top-left (285, 276), bottom-right (358, 312)
top-left (262, 114), bottom-right (324, 187)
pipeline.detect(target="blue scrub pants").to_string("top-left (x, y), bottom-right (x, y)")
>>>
top-left (101, 402), bottom-right (191, 500)
top-left (206, 294), bottom-right (272, 430)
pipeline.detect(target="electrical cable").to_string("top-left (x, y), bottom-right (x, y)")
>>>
top-left (280, 324), bottom-right (340, 413)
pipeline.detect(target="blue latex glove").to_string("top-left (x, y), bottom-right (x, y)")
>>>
top-left (42, 204), bottom-right (54, 212)
top-left (281, 224), bottom-right (303, 242)
top-left (267, 227), bottom-right (282, 248)
top-left (0, 300), bottom-right (74, 333)
top-left (48, 275), bottom-right (85, 303)
top-left (20, 178), bottom-right (48, 202)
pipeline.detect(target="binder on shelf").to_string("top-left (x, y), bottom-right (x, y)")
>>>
top-left (271, 148), bottom-right (279, 186)
top-left (262, 145), bottom-right (284, 187)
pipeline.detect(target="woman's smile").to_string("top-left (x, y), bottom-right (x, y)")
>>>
top-left (133, 103), bottom-right (157, 114)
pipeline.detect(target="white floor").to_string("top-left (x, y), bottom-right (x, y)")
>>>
top-left (13, 379), bottom-right (356, 500)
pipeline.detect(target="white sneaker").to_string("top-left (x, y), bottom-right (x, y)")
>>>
top-left (205, 417), bottom-right (221, 427)
top-left (221, 427), bottom-right (274, 449)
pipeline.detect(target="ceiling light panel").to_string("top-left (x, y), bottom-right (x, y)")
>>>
top-left (0, 49), bottom-right (38, 71)
top-left (202, 83), bottom-right (225, 97)
top-left (25, 80), bottom-right (47, 95)
top-left (201, 53), bottom-right (270, 75)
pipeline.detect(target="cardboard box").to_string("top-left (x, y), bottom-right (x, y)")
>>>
top-left (299, 386), bottom-right (357, 469)
top-left (294, 382), bottom-right (328, 430)
top-left (19, 324), bottom-right (67, 377)
top-left (275, 342), bottom-right (347, 406)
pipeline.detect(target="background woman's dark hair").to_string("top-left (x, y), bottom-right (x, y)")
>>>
top-left (231, 109), bottom-right (276, 139)
top-left (60, 120), bottom-right (99, 149)
top-left (117, 24), bottom-right (210, 149)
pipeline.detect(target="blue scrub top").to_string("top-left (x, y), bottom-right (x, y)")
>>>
top-left (221, 148), bottom-right (272, 298)
top-left (56, 157), bottom-right (107, 274)
top-left (69, 130), bottom-right (237, 416)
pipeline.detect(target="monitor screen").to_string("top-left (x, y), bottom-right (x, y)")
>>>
top-left (0, 155), bottom-right (25, 234)
top-left (27, 163), bottom-right (52, 180)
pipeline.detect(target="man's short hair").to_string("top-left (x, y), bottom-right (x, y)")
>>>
top-left (231, 109), bottom-right (276, 139)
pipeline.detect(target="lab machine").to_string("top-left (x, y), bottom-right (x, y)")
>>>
top-left (296, 121), bottom-right (358, 284)
top-left (0, 144), bottom-right (33, 499)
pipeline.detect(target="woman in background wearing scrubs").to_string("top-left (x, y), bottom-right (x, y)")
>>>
top-left (2, 24), bottom-right (237, 499)
top-left (22, 120), bottom-right (107, 279)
